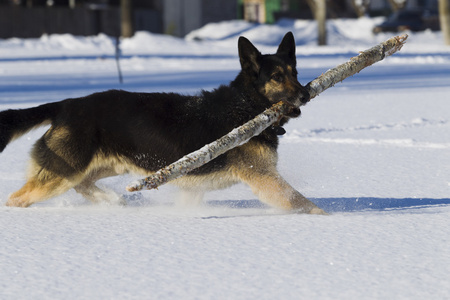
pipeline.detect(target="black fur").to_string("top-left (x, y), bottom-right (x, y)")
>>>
top-left (0, 103), bottom-right (59, 152)
top-left (21, 85), bottom-right (275, 178)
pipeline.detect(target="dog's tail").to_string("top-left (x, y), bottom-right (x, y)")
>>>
top-left (0, 102), bottom-right (60, 152)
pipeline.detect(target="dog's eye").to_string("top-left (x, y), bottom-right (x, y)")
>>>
top-left (272, 73), bottom-right (284, 82)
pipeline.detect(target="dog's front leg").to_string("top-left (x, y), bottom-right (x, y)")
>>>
top-left (240, 171), bottom-right (326, 214)
top-left (229, 143), bottom-right (325, 214)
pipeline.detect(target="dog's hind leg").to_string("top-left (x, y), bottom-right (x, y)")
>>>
top-left (6, 125), bottom-right (95, 207)
top-left (73, 168), bottom-right (126, 205)
top-left (6, 167), bottom-right (78, 207)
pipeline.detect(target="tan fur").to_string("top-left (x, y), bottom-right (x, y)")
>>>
top-left (261, 66), bottom-right (302, 105)
top-left (7, 166), bottom-right (75, 207)
top-left (227, 141), bottom-right (318, 212)
top-left (7, 151), bottom-right (144, 207)
top-left (44, 125), bottom-right (70, 148)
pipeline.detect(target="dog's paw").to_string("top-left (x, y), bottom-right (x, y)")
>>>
top-left (294, 206), bottom-right (328, 215)
top-left (308, 207), bottom-right (328, 215)
top-left (5, 196), bottom-right (30, 208)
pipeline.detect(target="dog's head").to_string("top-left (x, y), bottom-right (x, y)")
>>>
top-left (238, 32), bottom-right (309, 117)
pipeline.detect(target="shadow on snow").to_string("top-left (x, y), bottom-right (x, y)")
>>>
top-left (206, 197), bottom-right (450, 213)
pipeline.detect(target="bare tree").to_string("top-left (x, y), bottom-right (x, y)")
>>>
top-left (306, 0), bottom-right (327, 45)
top-left (440, 0), bottom-right (450, 45)
top-left (121, 0), bottom-right (133, 38)
top-left (351, 0), bottom-right (370, 18)
top-left (387, 0), bottom-right (408, 12)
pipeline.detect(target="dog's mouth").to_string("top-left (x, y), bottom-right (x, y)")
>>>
top-left (282, 101), bottom-right (301, 118)
top-left (290, 107), bottom-right (301, 117)
top-left (285, 90), bottom-right (310, 109)
top-left (281, 91), bottom-right (309, 118)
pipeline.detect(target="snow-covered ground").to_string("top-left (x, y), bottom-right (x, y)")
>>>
top-left (1, 18), bottom-right (450, 299)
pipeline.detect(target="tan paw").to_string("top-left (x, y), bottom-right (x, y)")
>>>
top-left (308, 207), bottom-right (328, 215)
top-left (6, 198), bottom-right (29, 207)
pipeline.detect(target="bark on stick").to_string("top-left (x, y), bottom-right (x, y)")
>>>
top-left (126, 34), bottom-right (408, 192)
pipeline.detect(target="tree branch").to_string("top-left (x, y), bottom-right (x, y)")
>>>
top-left (126, 34), bottom-right (408, 193)
top-left (307, 34), bottom-right (408, 99)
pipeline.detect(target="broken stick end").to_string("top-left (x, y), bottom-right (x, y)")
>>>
top-left (126, 186), bottom-right (138, 192)
top-left (397, 33), bottom-right (409, 43)
top-left (386, 34), bottom-right (408, 56)
top-left (126, 180), bottom-right (144, 192)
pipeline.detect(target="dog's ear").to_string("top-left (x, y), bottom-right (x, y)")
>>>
top-left (238, 36), bottom-right (261, 76)
top-left (276, 32), bottom-right (296, 62)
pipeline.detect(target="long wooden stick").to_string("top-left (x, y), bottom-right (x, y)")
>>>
top-left (126, 34), bottom-right (408, 192)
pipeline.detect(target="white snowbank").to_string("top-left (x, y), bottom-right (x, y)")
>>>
top-left (1, 17), bottom-right (449, 60)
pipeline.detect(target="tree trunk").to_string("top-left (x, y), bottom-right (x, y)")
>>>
top-left (440, 0), bottom-right (450, 45)
top-left (306, 0), bottom-right (327, 46)
top-left (316, 0), bottom-right (327, 45)
top-left (126, 34), bottom-right (409, 193)
top-left (121, 0), bottom-right (133, 38)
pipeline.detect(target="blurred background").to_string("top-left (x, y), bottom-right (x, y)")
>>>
top-left (0, 0), bottom-right (448, 45)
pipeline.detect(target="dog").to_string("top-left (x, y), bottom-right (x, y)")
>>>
top-left (0, 32), bottom-right (325, 214)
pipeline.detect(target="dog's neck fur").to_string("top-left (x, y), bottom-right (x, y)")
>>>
top-left (230, 71), bottom-right (270, 106)
top-left (229, 72), bottom-right (283, 146)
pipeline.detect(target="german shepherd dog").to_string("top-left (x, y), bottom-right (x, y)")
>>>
top-left (0, 32), bottom-right (325, 214)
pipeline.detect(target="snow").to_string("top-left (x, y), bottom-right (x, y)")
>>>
top-left (1, 18), bottom-right (450, 299)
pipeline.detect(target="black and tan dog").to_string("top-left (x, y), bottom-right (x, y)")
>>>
top-left (0, 32), bottom-right (325, 214)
